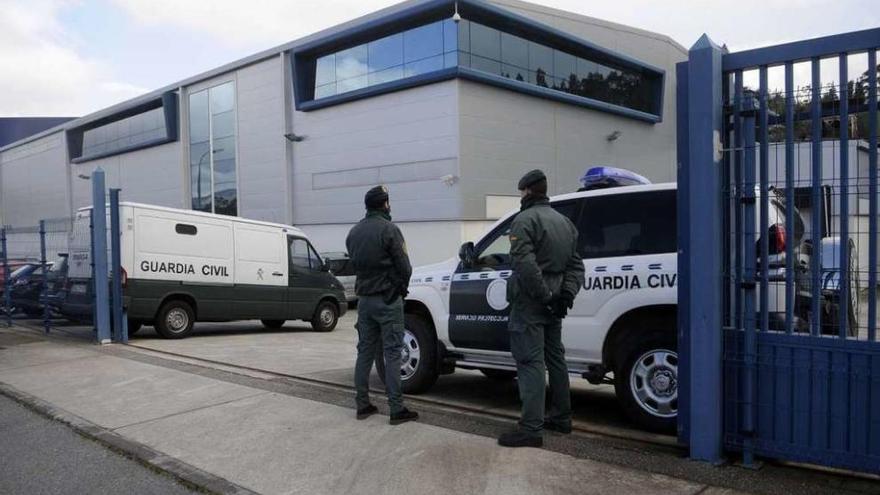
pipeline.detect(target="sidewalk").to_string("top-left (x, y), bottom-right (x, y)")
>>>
top-left (0, 327), bottom-right (761, 494)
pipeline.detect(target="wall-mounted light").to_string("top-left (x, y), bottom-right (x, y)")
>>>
top-left (284, 133), bottom-right (307, 142)
top-left (440, 174), bottom-right (459, 186)
top-left (452, 1), bottom-right (461, 23)
top-left (606, 130), bottom-right (622, 142)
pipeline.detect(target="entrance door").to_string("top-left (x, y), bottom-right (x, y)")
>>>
top-left (287, 236), bottom-right (325, 319)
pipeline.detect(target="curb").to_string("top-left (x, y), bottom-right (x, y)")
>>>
top-left (0, 381), bottom-right (258, 495)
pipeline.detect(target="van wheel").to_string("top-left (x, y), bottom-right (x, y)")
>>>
top-left (127, 320), bottom-right (142, 336)
top-left (261, 319), bottom-right (285, 329)
top-left (311, 301), bottom-right (338, 332)
top-left (480, 368), bottom-right (517, 381)
top-left (155, 300), bottom-right (195, 339)
top-left (375, 313), bottom-right (438, 394)
top-left (614, 333), bottom-right (677, 433)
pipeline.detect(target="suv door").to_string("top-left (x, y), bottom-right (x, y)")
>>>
top-left (448, 200), bottom-right (582, 351)
top-left (287, 236), bottom-right (325, 319)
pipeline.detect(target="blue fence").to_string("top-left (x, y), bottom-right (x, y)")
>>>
top-left (0, 168), bottom-right (127, 344)
top-left (679, 29), bottom-right (880, 474)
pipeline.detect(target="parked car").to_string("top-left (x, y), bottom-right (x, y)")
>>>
top-left (321, 252), bottom-right (356, 303)
top-left (10, 255), bottom-right (67, 318)
top-left (60, 203), bottom-right (347, 338)
top-left (0, 259), bottom-right (37, 283)
top-left (380, 169), bottom-right (813, 432)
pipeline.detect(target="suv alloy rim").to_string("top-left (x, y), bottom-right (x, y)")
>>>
top-left (400, 329), bottom-right (421, 380)
top-left (166, 308), bottom-right (189, 333)
top-left (629, 349), bottom-right (678, 418)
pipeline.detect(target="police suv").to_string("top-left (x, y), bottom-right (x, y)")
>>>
top-left (379, 168), bottom-right (803, 432)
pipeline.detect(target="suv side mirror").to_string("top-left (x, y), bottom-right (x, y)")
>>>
top-left (319, 261), bottom-right (331, 272)
top-left (459, 242), bottom-right (476, 268)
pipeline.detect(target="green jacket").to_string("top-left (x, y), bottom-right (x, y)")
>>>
top-left (507, 196), bottom-right (585, 305)
top-left (346, 210), bottom-right (412, 298)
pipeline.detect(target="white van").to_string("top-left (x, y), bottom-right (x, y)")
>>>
top-left (62, 203), bottom-right (347, 338)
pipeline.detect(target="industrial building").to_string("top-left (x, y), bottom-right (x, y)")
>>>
top-left (0, 0), bottom-right (687, 265)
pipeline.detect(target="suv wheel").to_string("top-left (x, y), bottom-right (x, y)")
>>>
top-left (155, 300), bottom-right (195, 339)
top-left (311, 301), bottom-right (338, 332)
top-left (376, 313), bottom-right (438, 393)
top-left (614, 334), bottom-right (677, 433)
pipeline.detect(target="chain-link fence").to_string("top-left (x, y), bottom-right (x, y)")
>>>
top-left (0, 217), bottom-right (75, 330)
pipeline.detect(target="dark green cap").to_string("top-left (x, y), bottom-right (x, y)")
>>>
top-left (517, 169), bottom-right (547, 190)
top-left (364, 185), bottom-right (389, 209)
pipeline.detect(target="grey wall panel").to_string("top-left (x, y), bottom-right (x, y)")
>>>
top-left (291, 81), bottom-right (461, 225)
top-left (0, 132), bottom-right (69, 226)
top-left (458, 80), bottom-right (678, 220)
top-left (69, 141), bottom-right (184, 212)
top-left (235, 58), bottom-right (288, 224)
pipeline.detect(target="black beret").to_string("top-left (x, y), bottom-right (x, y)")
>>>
top-left (517, 169), bottom-right (547, 190)
top-left (364, 185), bottom-right (389, 209)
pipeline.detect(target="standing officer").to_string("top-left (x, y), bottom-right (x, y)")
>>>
top-left (498, 170), bottom-right (585, 448)
top-left (346, 185), bottom-right (418, 425)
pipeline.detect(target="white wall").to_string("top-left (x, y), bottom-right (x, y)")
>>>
top-left (70, 141), bottom-right (184, 213)
top-left (290, 81), bottom-right (462, 226)
top-left (235, 57), bottom-right (288, 224)
top-left (0, 131), bottom-right (69, 226)
top-left (457, 0), bottom-right (685, 219)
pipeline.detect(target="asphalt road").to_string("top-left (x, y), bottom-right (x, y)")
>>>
top-left (0, 394), bottom-right (195, 495)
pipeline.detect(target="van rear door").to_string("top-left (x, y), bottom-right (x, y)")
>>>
top-left (233, 224), bottom-right (287, 319)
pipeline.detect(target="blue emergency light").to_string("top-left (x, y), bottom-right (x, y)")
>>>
top-left (579, 166), bottom-right (651, 191)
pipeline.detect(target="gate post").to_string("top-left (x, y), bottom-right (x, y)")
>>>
top-left (39, 220), bottom-right (50, 334)
top-left (92, 168), bottom-right (111, 344)
top-left (109, 189), bottom-right (125, 343)
top-left (682, 34), bottom-right (724, 463)
top-left (1, 228), bottom-right (9, 327)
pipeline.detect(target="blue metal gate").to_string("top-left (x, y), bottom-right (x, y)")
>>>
top-left (679, 29), bottom-right (880, 473)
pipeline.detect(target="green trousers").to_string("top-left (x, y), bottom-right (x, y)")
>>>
top-left (354, 295), bottom-right (405, 414)
top-left (509, 302), bottom-right (572, 436)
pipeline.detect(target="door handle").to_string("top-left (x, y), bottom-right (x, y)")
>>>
top-left (272, 272), bottom-right (284, 277)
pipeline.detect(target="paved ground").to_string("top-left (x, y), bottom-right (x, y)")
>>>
top-left (0, 393), bottom-right (194, 495)
top-left (0, 328), bottom-right (708, 495)
top-left (121, 313), bottom-right (654, 442)
top-left (2, 321), bottom-right (877, 495)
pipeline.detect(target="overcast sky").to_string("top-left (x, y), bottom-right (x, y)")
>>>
top-left (0, 0), bottom-right (877, 117)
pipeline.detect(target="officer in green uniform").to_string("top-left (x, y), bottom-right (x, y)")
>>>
top-left (346, 185), bottom-right (418, 425)
top-left (498, 169), bottom-right (585, 448)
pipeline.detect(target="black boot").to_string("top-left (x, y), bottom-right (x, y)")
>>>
top-left (498, 429), bottom-right (543, 448)
top-left (356, 404), bottom-right (378, 420)
top-left (389, 408), bottom-right (419, 425)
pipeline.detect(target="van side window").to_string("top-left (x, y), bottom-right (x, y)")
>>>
top-left (289, 238), bottom-right (312, 269)
top-left (578, 190), bottom-right (676, 259)
top-left (175, 224), bottom-right (197, 235)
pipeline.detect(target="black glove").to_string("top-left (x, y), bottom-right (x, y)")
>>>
top-left (549, 293), bottom-right (575, 319)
